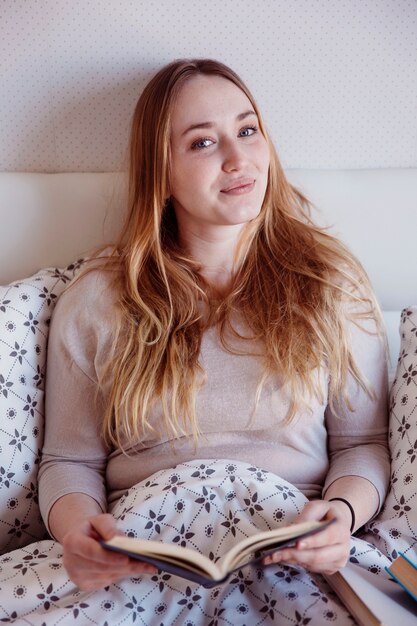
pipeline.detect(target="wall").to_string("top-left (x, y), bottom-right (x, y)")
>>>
top-left (1, 0), bottom-right (416, 172)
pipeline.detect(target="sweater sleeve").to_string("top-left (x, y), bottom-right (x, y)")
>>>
top-left (38, 270), bottom-right (114, 536)
top-left (322, 306), bottom-right (390, 513)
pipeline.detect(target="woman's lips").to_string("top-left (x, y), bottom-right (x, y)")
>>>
top-left (221, 178), bottom-right (255, 195)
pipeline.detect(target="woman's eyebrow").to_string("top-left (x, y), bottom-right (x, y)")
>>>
top-left (181, 109), bottom-right (256, 136)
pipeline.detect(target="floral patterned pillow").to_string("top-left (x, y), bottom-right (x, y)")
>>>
top-left (0, 262), bottom-right (83, 554)
top-left (362, 306), bottom-right (417, 561)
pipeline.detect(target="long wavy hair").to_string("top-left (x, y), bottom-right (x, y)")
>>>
top-left (88, 58), bottom-right (384, 450)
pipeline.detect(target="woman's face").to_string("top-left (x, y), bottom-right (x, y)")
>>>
top-left (169, 74), bottom-right (270, 239)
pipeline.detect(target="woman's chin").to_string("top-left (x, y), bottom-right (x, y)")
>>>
top-left (217, 203), bottom-right (262, 226)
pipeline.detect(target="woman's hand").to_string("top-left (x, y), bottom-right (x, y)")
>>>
top-left (62, 513), bottom-right (157, 592)
top-left (263, 499), bottom-right (352, 575)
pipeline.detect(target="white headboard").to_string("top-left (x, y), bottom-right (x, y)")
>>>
top-left (1, 168), bottom-right (414, 378)
top-left (1, 168), bottom-right (415, 312)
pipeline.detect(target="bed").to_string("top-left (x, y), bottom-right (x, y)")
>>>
top-left (0, 169), bottom-right (416, 624)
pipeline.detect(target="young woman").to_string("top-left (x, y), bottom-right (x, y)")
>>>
top-left (38, 59), bottom-right (389, 595)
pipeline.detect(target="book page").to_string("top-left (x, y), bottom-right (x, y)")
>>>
top-left (103, 519), bottom-right (332, 582)
top-left (104, 536), bottom-right (221, 580)
top-left (220, 519), bottom-right (332, 574)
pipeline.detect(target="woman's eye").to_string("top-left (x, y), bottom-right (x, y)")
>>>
top-left (191, 137), bottom-right (214, 150)
top-left (239, 126), bottom-right (258, 137)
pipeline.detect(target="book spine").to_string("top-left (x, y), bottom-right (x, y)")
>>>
top-left (399, 552), bottom-right (417, 572)
top-left (385, 565), bottom-right (417, 603)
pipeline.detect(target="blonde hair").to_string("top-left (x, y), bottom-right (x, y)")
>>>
top-left (87, 58), bottom-right (384, 450)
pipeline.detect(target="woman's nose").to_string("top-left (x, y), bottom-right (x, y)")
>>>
top-left (221, 140), bottom-right (246, 172)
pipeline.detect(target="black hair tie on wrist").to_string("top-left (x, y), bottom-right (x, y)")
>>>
top-left (328, 497), bottom-right (355, 533)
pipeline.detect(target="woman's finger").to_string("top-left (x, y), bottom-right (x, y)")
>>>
top-left (264, 540), bottom-right (349, 571)
top-left (89, 513), bottom-right (121, 540)
top-left (296, 522), bottom-right (350, 550)
top-left (66, 554), bottom-right (157, 590)
top-left (296, 500), bottom-right (332, 523)
top-left (65, 543), bottom-right (156, 574)
top-left (63, 530), bottom-right (130, 566)
top-left (283, 543), bottom-right (348, 565)
top-left (61, 513), bottom-right (158, 591)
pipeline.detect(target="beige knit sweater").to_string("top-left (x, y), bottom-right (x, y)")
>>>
top-left (38, 269), bottom-right (390, 533)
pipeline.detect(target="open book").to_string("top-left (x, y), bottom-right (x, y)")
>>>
top-left (101, 519), bottom-right (332, 587)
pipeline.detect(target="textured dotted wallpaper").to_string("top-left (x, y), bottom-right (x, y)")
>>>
top-left (0, 0), bottom-right (416, 172)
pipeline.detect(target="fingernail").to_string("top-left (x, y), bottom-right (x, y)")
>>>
top-left (298, 541), bottom-right (307, 549)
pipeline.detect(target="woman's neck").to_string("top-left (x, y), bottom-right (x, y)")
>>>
top-left (178, 223), bottom-right (244, 289)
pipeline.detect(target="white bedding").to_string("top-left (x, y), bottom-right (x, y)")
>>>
top-left (0, 459), bottom-right (395, 626)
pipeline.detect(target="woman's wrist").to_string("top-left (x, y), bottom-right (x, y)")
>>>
top-left (48, 493), bottom-right (104, 543)
top-left (323, 475), bottom-right (380, 533)
top-left (328, 497), bottom-right (355, 533)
